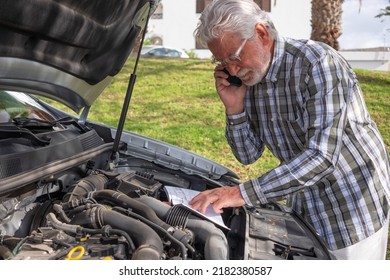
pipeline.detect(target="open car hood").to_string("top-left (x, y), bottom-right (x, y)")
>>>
top-left (0, 0), bottom-right (158, 113)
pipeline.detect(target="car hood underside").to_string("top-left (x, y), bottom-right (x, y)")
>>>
top-left (0, 0), bottom-right (156, 112)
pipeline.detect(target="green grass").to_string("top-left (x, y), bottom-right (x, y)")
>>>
top-left (90, 59), bottom-right (390, 179)
top-left (354, 69), bottom-right (390, 151)
top-left (87, 58), bottom-right (282, 179)
top-left (83, 58), bottom-right (389, 258)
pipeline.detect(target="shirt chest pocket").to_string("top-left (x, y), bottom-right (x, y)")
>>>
top-left (273, 87), bottom-right (308, 140)
top-left (276, 110), bottom-right (307, 151)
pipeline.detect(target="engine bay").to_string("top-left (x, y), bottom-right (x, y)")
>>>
top-left (0, 159), bottom-right (330, 260)
top-left (0, 162), bottom-right (231, 260)
top-left (0, 117), bottom-right (330, 260)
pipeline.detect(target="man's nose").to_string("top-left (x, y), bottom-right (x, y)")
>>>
top-left (225, 64), bottom-right (241, 76)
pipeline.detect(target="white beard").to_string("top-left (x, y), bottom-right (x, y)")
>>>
top-left (237, 46), bottom-right (272, 86)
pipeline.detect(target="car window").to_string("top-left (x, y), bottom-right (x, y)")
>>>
top-left (140, 46), bottom-right (154, 54)
top-left (149, 48), bottom-right (165, 56)
top-left (167, 49), bottom-right (180, 57)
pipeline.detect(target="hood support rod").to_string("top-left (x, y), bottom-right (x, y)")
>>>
top-left (110, 2), bottom-right (153, 167)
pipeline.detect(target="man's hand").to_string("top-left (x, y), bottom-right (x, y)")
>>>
top-left (214, 67), bottom-right (247, 115)
top-left (188, 186), bottom-right (246, 214)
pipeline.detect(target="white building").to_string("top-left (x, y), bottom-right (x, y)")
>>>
top-left (146, 0), bottom-right (390, 71)
top-left (339, 48), bottom-right (390, 71)
top-left (147, 0), bottom-right (311, 58)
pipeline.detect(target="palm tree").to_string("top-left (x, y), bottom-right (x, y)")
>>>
top-left (310, 1), bottom-right (371, 50)
top-left (376, 4), bottom-right (390, 19)
top-left (310, 0), bottom-right (343, 50)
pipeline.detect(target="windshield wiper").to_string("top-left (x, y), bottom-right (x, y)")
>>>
top-left (0, 125), bottom-right (51, 146)
top-left (13, 117), bottom-right (54, 130)
top-left (2, 116), bottom-right (91, 146)
top-left (13, 116), bottom-right (90, 133)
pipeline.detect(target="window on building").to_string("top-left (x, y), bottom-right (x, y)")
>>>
top-left (254, 0), bottom-right (271, 12)
top-left (196, 0), bottom-right (212, 14)
top-left (197, 0), bottom-right (271, 14)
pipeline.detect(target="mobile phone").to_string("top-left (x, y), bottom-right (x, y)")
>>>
top-left (223, 68), bottom-right (242, 87)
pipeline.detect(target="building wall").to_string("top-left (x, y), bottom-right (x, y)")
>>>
top-left (339, 51), bottom-right (390, 71)
top-left (147, 1), bottom-right (198, 50)
top-left (270, 0), bottom-right (311, 40)
top-left (147, 0), bottom-right (312, 58)
top-left (145, 1), bottom-right (389, 71)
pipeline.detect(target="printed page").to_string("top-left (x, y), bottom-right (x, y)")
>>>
top-left (164, 186), bottom-right (229, 230)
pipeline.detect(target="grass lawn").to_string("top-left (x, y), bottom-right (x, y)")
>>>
top-left (91, 58), bottom-right (390, 179)
top-left (86, 57), bottom-right (390, 258)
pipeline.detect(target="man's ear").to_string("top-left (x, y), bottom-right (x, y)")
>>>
top-left (255, 23), bottom-right (270, 42)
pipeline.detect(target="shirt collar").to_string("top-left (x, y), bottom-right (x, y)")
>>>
top-left (264, 35), bottom-right (286, 83)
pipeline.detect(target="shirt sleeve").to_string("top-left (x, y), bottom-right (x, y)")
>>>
top-left (236, 53), bottom-right (352, 206)
top-left (225, 111), bottom-right (266, 165)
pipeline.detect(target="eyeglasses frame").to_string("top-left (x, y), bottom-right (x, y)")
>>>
top-left (211, 38), bottom-right (248, 67)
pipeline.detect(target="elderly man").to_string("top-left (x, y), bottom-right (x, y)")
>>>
top-left (189, 0), bottom-right (390, 260)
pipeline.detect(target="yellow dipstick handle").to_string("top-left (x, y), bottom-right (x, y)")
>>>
top-left (66, 246), bottom-right (85, 260)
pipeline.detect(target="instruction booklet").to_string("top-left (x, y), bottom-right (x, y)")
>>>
top-left (164, 185), bottom-right (229, 230)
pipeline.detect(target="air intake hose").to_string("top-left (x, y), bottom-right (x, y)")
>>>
top-left (89, 189), bottom-right (173, 231)
top-left (71, 206), bottom-right (163, 260)
top-left (136, 195), bottom-right (229, 260)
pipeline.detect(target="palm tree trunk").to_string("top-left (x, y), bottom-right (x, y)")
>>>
top-left (310, 0), bottom-right (343, 50)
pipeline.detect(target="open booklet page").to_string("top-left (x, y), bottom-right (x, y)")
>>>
top-left (164, 186), bottom-right (229, 230)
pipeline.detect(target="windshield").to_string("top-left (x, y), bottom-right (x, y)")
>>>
top-left (0, 90), bottom-right (57, 124)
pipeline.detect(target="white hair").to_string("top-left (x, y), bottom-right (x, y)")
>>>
top-left (194, 0), bottom-right (278, 47)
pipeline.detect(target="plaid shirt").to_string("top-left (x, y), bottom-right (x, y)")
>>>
top-left (226, 36), bottom-right (390, 250)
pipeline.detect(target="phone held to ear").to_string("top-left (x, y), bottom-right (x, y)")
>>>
top-left (223, 68), bottom-right (242, 87)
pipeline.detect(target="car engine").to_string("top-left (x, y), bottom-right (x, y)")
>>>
top-left (0, 118), bottom-right (331, 261)
top-left (0, 163), bottom-right (234, 260)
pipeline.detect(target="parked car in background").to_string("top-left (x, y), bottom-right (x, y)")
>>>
top-left (0, 0), bottom-right (330, 260)
top-left (141, 45), bottom-right (190, 58)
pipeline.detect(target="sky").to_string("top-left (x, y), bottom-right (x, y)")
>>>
top-left (339, 0), bottom-right (390, 49)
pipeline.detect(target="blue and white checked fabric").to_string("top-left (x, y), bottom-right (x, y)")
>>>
top-left (225, 36), bottom-right (390, 250)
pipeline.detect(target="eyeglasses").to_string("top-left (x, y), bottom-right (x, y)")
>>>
top-left (211, 39), bottom-right (247, 67)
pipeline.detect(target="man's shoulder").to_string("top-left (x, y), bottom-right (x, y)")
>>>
top-left (284, 37), bottom-right (332, 59)
top-left (279, 37), bottom-right (355, 81)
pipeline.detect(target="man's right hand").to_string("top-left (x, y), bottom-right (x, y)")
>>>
top-left (188, 186), bottom-right (246, 215)
top-left (214, 67), bottom-right (246, 115)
